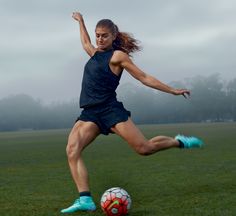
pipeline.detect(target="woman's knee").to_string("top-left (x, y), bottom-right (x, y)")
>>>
top-left (132, 141), bottom-right (151, 156)
top-left (66, 140), bottom-right (81, 161)
top-left (66, 125), bottom-right (83, 161)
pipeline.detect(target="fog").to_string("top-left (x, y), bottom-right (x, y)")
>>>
top-left (0, 74), bottom-right (235, 131)
top-left (1, 0), bottom-right (236, 103)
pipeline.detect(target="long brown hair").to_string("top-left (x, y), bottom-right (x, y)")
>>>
top-left (96, 19), bottom-right (141, 55)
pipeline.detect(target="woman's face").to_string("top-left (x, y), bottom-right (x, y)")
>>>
top-left (95, 27), bottom-right (115, 51)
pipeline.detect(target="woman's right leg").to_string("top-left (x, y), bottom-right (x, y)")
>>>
top-left (66, 120), bottom-right (100, 193)
top-left (61, 120), bottom-right (100, 213)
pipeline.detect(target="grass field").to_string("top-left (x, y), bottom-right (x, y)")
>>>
top-left (0, 123), bottom-right (236, 216)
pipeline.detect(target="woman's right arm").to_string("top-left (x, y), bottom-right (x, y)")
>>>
top-left (72, 12), bottom-right (96, 57)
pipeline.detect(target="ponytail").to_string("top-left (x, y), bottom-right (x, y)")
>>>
top-left (112, 25), bottom-right (141, 55)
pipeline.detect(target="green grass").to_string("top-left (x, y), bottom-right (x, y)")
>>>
top-left (0, 123), bottom-right (236, 216)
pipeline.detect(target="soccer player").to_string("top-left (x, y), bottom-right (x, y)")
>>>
top-left (61, 12), bottom-right (203, 213)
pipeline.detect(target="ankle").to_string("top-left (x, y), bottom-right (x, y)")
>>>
top-left (177, 139), bottom-right (185, 148)
top-left (79, 191), bottom-right (91, 197)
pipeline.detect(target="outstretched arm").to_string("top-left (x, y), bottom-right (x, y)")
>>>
top-left (114, 51), bottom-right (190, 98)
top-left (72, 12), bottom-right (96, 57)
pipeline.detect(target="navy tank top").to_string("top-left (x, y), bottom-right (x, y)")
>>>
top-left (80, 49), bottom-right (122, 108)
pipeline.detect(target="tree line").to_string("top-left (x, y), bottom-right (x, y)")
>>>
top-left (0, 74), bottom-right (235, 131)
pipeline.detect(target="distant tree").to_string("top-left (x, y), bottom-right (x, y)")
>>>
top-left (226, 78), bottom-right (236, 120)
top-left (0, 94), bottom-right (43, 131)
top-left (0, 94), bottom-right (79, 131)
top-left (189, 74), bottom-right (227, 121)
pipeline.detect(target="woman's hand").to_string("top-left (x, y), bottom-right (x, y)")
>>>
top-left (172, 89), bottom-right (190, 98)
top-left (72, 12), bottom-right (83, 22)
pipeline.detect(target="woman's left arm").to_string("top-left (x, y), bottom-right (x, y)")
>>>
top-left (118, 52), bottom-right (190, 97)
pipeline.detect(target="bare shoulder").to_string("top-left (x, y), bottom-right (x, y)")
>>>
top-left (111, 50), bottom-right (130, 64)
top-left (109, 50), bottom-right (132, 75)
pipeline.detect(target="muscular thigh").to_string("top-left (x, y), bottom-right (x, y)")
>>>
top-left (68, 120), bottom-right (100, 152)
top-left (111, 118), bottom-right (147, 150)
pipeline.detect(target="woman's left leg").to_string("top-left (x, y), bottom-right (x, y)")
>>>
top-left (111, 118), bottom-right (180, 156)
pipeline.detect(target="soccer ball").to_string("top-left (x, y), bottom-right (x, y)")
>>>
top-left (100, 187), bottom-right (132, 216)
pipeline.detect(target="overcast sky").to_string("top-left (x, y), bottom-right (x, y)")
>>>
top-left (1, 0), bottom-right (236, 103)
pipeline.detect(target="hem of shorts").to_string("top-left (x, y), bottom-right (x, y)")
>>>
top-left (108, 116), bottom-right (130, 132)
top-left (76, 113), bottom-right (130, 136)
top-left (75, 117), bottom-right (103, 133)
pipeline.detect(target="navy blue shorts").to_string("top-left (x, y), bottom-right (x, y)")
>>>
top-left (76, 100), bottom-right (131, 135)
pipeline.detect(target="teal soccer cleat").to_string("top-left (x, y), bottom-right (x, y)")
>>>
top-left (61, 196), bottom-right (96, 213)
top-left (175, 134), bottom-right (203, 149)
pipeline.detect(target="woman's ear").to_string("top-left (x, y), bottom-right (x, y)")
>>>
top-left (112, 33), bottom-right (117, 41)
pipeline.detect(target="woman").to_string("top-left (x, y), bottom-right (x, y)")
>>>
top-left (61, 12), bottom-right (203, 213)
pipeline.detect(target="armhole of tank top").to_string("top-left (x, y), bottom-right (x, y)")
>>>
top-left (108, 51), bottom-right (123, 78)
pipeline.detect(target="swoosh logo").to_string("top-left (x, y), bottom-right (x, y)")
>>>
top-left (108, 200), bottom-right (119, 210)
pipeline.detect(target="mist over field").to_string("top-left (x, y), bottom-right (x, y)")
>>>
top-left (0, 74), bottom-right (235, 131)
